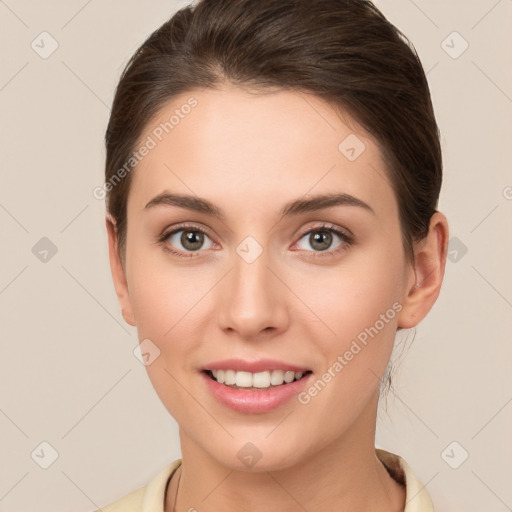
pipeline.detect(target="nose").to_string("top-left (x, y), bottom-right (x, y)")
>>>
top-left (216, 246), bottom-right (290, 340)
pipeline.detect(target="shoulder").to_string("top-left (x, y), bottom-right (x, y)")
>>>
top-left (376, 448), bottom-right (435, 512)
top-left (94, 459), bottom-right (182, 512)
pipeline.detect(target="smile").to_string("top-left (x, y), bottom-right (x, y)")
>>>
top-left (201, 368), bottom-right (313, 413)
top-left (206, 369), bottom-right (312, 389)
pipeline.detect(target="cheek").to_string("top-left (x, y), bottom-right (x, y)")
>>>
top-left (291, 251), bottom-right (405, 428)
top-left (296, 242), bottom-right (406, 365)
top-left (125, 253), bottom-right (203, 416)
top-left (125, 243), bottom-right (217, 380)
top-left (124, 226), bottom-right (199, 337)
top-left (128, 265), bottom-right (198, 341)
top-left (127, 263), bottom-right (172, 337)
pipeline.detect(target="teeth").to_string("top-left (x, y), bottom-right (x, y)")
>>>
top-left (224, 369), bottom-right (236, 385)
top-left (209, 369), bottom-right (307, 388)
top-left (236, 371), bottom-right (253, 387)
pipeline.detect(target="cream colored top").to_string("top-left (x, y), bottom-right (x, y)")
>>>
top-left (96, 449), bottom-right (434, 511)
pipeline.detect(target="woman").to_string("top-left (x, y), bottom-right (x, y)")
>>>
top-left (97, 0), bottom-right (449, 510)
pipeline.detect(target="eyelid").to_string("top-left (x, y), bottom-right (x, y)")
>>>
top-left (159, 222), bottom-right (214, 240)
top-left (295, 222), bottom-right (354, 243)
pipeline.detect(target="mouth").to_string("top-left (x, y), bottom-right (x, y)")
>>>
top-left (203, 369), bottom-right (313, 391)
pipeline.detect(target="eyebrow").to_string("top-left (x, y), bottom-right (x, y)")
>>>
top-left (144, 191), bottom-right (375, 219)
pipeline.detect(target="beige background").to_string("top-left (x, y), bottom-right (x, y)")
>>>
top-left (1, 1), bottom-right (511, 511)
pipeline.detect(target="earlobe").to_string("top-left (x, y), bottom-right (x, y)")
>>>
top-left (396, 212), bottom-right (449, 329)
top-left (106, 217), bottom-right (136, 327)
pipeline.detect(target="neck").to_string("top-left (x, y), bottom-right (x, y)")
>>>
top-left (166, 392), bottom-right (405, 512)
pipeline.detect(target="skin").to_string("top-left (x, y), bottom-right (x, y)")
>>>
top-left (107, 84), bottom-right (448, 512)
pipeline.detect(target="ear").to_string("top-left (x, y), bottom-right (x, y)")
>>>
top-left (106, 217), bottom-right (136, 327)
top-left (396, 212), bottom-right (449, 329)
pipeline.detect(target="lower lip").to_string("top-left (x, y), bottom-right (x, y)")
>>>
top-left (201, 371), bottom-right (312, 414)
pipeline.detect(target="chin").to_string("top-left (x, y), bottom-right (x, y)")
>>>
top-left (202, 436), bottom-right (309, 473)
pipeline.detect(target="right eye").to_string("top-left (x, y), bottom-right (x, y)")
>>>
top-left (160, 224), bottom-right (216, 257)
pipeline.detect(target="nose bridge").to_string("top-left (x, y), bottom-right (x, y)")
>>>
top-left (217, 238), bottom-right (287, 336)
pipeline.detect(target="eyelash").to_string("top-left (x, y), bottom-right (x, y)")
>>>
top-left (158, 222), bottom-right (354, 259)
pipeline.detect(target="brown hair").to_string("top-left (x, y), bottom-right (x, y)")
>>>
top-left (104, 0), bottom-right (442, 266)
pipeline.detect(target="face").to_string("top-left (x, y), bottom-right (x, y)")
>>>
top-left (109, 85), bottom-right (426, 472)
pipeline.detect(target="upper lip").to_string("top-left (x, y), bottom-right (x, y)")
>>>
top-left (203, 358), bottom-right (311, 373)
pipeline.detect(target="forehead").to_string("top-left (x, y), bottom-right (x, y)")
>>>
top-left (128, 85), bottom-right (396, 220)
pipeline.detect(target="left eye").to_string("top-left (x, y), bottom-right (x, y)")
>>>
top-left (295, 227), bottom-right (349, 253)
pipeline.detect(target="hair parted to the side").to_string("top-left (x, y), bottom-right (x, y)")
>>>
top-left (105, 0), bottom-right (442, 268)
